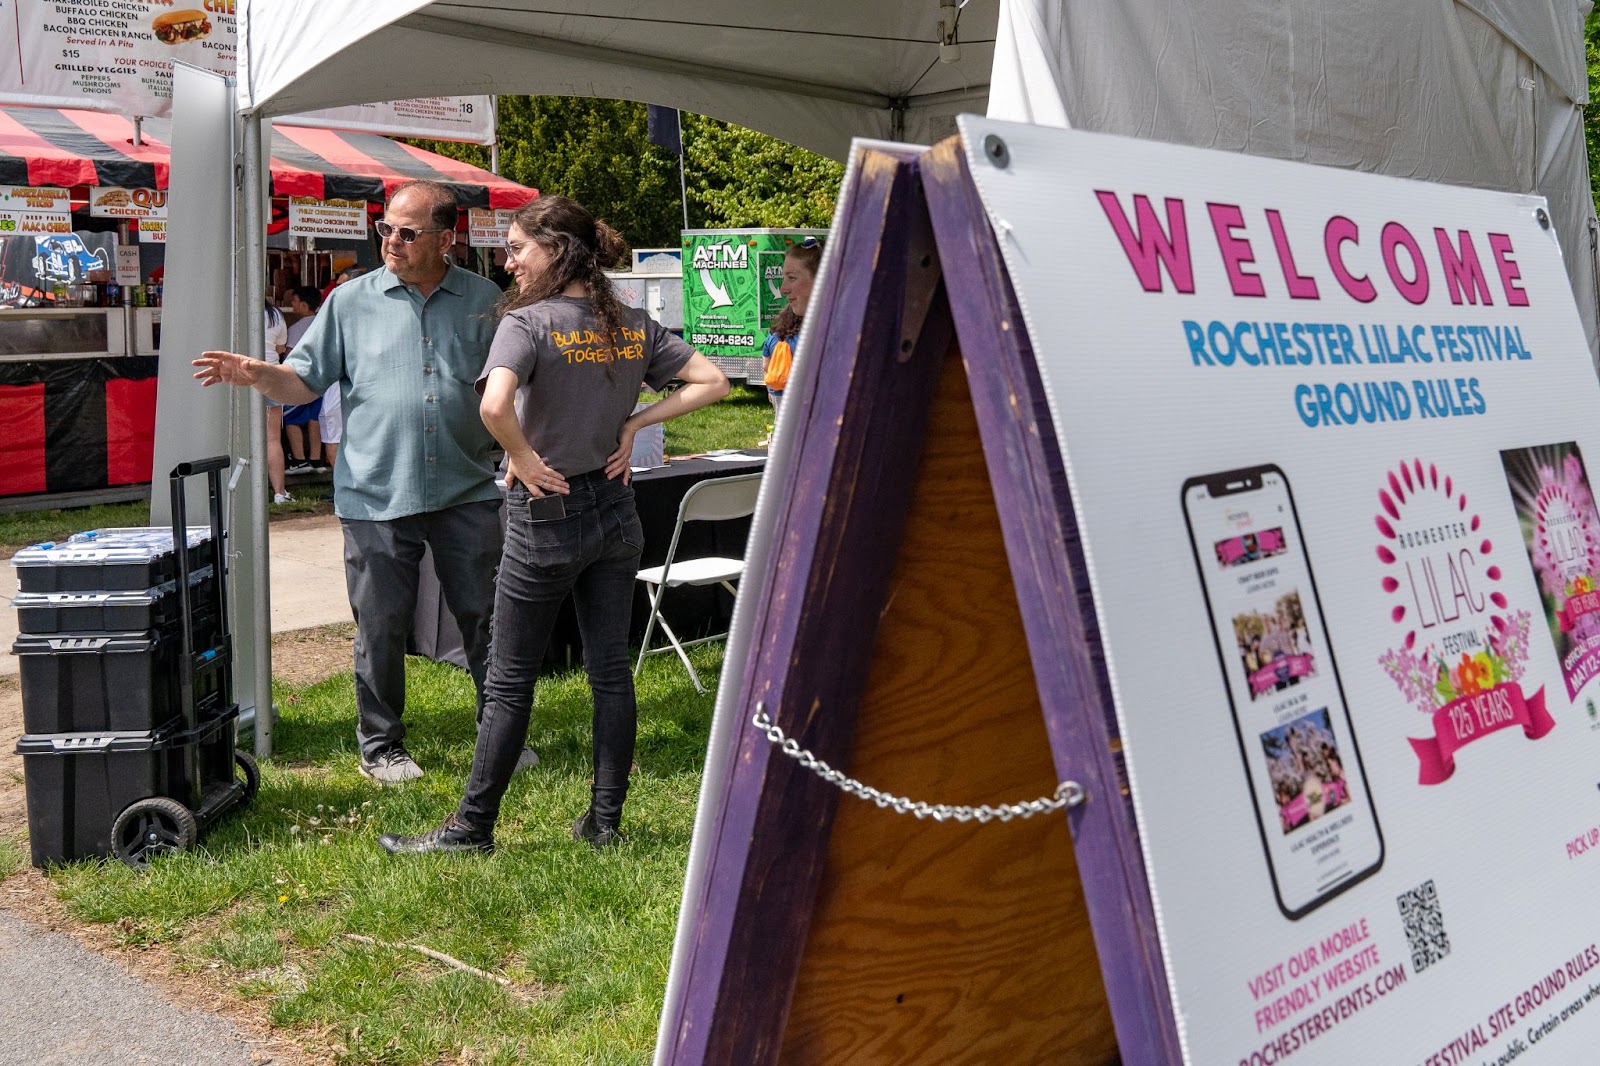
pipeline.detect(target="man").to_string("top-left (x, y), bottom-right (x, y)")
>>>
top-left (195, 180), bottom-right (533, 784)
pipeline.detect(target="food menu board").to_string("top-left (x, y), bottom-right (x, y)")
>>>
top-left (1, 1), bottom-right (493, 141)
top-left (286, 197), bottom-right (367, 240)
top-left (278, 97), bottom-right (496, 146)
top-left (956, 115), bottom-right (1600, 1065)
top-left (89, 186), bottom-right (167, 219)
top-left (467, 208), bottom-right (513, 248)
top-left (0, 184), bottom-right (71, 235)
top-left (1, 0), bottom-right (237, 115)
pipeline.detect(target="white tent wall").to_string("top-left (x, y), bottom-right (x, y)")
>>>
top-left (152, 64), bottom-right (273, 756)
top-left (990, 0), bottom-right (1600, 360)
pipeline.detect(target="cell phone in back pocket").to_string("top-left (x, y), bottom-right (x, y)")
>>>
top-left (527, 493), bottom-right (567, 522)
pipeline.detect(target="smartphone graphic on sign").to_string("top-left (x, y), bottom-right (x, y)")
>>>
top-left (1182, 465), bottom-right (1384, 920)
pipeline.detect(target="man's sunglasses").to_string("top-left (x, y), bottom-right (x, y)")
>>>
top-left (375, 220), bottom-right (449, 243)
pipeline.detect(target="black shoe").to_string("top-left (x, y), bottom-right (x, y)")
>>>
top-left (285, 460), bottom-right (316, 475)
top-left (378, 813), bottom-right (493, 855)
top-left (571, 809), bottom-right (620, 847)
top-left (312, 462), bottom-right (331, 474)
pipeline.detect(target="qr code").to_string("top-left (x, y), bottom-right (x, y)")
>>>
top-left (1397, 879), bottom-right (1450, 974)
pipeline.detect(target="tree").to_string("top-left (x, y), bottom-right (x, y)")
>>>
top-left (684, 114), bottom-right (843, 229)
top-left (1588, 10), bottom-right (1600, 212)
top-left (410, 97), bottom-right (844, 245)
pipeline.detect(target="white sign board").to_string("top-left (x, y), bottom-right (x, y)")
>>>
top-left (114, 245), bottom-right (140, 286)
top-left (2, 1), bottom-right (490, 137)
top-left (467, 208), bottom-right (513, 248)
top-left (957, 115), bottom-right (1600, 1065)
top-left (283, 97), bottom-right (495, 146)
top-left (89, 187), bottom-right (168, 219)
top-left (0, 184), bottom-right (70, 236)
top-left (287, 197), bottom-right (367, 240)
top-left (137, 218), bottom-right (165, 243)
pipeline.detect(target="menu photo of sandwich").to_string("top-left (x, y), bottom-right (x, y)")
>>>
top-left (152, 9), bottom-right (213, 45)
top-left (92, 189), bottom-right (130, 210)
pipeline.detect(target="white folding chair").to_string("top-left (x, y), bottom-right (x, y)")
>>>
top-left (634, 471), bottom-right (762, 693)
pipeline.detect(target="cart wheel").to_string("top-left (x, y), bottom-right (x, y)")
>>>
top-left (234, 749), bottom-right (261, 802)
top-left (110, 796), bottom-right (199, 870)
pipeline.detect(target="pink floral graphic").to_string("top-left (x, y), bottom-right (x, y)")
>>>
top-left (1379, 609), bottom-right (1533, 716)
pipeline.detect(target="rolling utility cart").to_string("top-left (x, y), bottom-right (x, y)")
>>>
top-left (10, 457), bottom-right (258, 869)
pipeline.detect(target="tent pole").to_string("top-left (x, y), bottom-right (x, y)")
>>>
top-left (132, 116), bottom-right (143, 147)
top-left (243, 110), bottom-right (274, 760)
top-left (678, 115), bottom-right (689, 232)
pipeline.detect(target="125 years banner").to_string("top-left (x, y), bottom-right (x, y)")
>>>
top-left (957, 115), bottom-right (1600, 1065)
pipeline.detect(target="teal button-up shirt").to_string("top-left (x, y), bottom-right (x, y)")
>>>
top-left (287, 264), bottom-right (504, 521)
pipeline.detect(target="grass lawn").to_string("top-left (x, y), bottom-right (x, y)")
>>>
top-left (40, 645), bottom-right (728, 1064)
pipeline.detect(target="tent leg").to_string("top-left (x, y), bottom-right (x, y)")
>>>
top-left (242, 111), bottom-right (274, 760)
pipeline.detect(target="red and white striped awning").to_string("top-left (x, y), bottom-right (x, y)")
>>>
top-left (0, 107), bottom-right (535, 209)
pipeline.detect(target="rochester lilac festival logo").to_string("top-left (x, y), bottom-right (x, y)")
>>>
top-left (1375, 458), bottom-right (1551, 784)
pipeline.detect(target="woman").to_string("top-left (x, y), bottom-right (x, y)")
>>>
top-left (263, 302), bottom-right (291, 503)
top-left (379, 196), bottom-right (729, 855)
top-left (761, 236), bottom-right (822, 409)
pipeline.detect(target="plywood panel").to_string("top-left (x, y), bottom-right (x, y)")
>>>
top-left (779, 345), bottom-right (1119, 1065)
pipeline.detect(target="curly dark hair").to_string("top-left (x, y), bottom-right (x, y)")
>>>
top-left (496, 196), bottom-right (630, 374)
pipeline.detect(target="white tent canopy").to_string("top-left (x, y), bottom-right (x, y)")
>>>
top-left (237, 0), bottom-right (996, 159)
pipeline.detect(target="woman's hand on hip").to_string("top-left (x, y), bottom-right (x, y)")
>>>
top-left (507, 452), bottom-right (569, 497)
top-left (605, 425), bottom-right (638, 485)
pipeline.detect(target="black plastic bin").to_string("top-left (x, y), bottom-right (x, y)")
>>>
top-left (12, 628), bottom-right (225, 734)
top-left (11, 456), bottom-right (257, 870)
top-left (10, 568), bottom-right (216, 633)
top-left (15, 711), bottom-right (248, 867)
top-left (10, 528), bottom-right (217, 593)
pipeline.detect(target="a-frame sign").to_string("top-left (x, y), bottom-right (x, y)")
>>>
top-left (656, 119), bottom-right (1600, 1065)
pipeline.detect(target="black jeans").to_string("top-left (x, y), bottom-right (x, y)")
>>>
top-left (458, 471), bottom-right (644, 830)
top-left (340, 499), bottom-right (503, 760)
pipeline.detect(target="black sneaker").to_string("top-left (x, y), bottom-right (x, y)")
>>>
top-left (312, 462), bottom-right (331, 474)
top-left (285, 460), bottom-right (316, 475)
top-left (378, 813), bottom-right (494, 855)
top-left (571, 809), bottom-right (620, 848)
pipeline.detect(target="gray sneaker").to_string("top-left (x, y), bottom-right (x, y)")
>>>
top-left (359, 748), bottom-right (424, 785)
top-left (515, 746), bottom-right (540, 773)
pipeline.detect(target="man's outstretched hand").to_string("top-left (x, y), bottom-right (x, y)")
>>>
top-left (192, 351), bottom-right (260, 388)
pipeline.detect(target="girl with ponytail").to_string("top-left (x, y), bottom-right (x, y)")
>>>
top-left (761, 236), bottom-right (822, 409)
top-left (379, 195), bottom-right (730, 855)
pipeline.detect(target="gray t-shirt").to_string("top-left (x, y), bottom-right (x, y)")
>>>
top-left (477, 296), bottom-right (695, 475)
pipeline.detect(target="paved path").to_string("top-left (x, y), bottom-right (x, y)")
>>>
top-left (0, 912), bottom-right (268, 1065)
top-left (1, 516), bottom-right (351, 678)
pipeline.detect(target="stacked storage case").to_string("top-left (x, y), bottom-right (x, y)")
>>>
top-left (9, 458), bottom-right (257, 868)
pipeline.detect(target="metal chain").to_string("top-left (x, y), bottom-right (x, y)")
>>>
top-left (750, 703), bottom-right (1086, 823)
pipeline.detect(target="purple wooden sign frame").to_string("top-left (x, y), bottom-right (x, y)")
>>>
top-left (657, 136), bottom-right (1183, 1064)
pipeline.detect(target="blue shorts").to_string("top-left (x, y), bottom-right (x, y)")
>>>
top-left (283, 398), bottom-right (323, 426)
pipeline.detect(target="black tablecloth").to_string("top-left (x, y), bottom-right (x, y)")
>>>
top-left (411, 452), bottom-right (765, 672)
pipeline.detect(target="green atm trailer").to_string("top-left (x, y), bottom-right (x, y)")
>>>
top-left (681, 228), bottom-right (827, 383)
